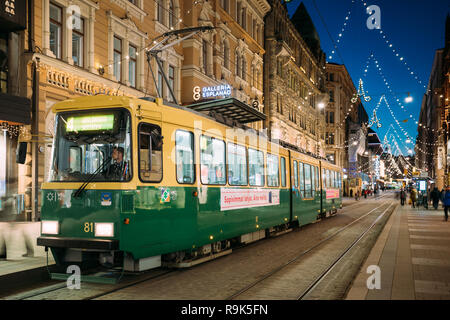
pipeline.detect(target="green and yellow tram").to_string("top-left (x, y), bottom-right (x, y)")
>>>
top-left (36, 95), bottom-right (342, 271)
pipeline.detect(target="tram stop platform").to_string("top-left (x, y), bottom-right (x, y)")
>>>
top-left (346, 203), bottom-right (450, 300)
top-left (0, 222), bottom-right (55, 297)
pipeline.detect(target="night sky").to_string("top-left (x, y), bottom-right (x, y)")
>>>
top-left (286, 0), bottom-right (449, 155)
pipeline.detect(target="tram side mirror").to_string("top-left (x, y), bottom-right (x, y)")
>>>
top-left (16, 142), bottom-right (27, 164)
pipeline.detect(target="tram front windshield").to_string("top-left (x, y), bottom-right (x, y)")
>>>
top-left (49, 108), bottom-right (132, 182)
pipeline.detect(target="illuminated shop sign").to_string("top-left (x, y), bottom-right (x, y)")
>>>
top-left (66, 115), bottom-right (115, 132)
top-left (193, 84), bottom-right (232, 101)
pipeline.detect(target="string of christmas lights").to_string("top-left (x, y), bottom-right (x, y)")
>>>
top-left (327, 0), bottom-right (356, 61)
top-left (369, 54), bottom-right (420, 126)
top-left (359, 0), bottom-right (427, 90)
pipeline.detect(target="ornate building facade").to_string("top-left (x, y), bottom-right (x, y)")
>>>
top-left (10, 0), bottom-right (270, 221)
top-left (324, 63), bottom-right (357, 168)
top-left (263, 1), bottom-right (327, 157)
top-left (180, 0), bottom-right (269, 132)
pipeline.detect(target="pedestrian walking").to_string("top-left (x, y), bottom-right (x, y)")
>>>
top-left (423, 190), bottom-right (429, 209)
top-left (410, 187), bottom-right (417, 208)
top-left (431, 186), bottom-right (440, 210)
top-left (400, 188), bottom-right (406, 206)
top-left (443, 186), bottom-right (450, 222)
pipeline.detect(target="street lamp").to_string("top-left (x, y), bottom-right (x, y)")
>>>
top-left (405, 92), bottom-right (413, 103)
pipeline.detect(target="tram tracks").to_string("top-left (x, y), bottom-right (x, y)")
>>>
top-left (225, 199), bottom-right (395, 300)
top-left (5, 195), bottom-right (395, 300)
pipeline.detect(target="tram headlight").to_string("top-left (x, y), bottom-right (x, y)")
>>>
top-left (41, 221), bottom-right (59, 235)
top-left (95, 223), bottom-right (114, 237)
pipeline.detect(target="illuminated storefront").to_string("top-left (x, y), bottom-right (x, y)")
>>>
top-left (0, 0), bottom-right (30, 221)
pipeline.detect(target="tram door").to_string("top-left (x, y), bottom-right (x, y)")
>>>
top-left (291, 158), bottom-right (302, 224)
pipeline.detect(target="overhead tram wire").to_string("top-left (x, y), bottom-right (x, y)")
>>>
top-left (147, 0), bottom-right (264, 90)
top-left (312, 0), bottom-right (347, 66)
top-left (101, 0), bottom-right (264, 97)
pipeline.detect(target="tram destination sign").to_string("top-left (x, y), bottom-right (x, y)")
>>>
top-left (66, 114), bottom-right (115, 132)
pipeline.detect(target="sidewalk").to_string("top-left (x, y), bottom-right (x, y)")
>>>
top-left (346, 202), bottom-right (450, 300)
top-left (0, 222), bottom-right (55, 282)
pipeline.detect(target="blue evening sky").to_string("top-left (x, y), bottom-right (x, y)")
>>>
top-left (286, 0), bottom-right (449, 155)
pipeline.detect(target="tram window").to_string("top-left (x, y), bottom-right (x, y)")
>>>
top-left (304, 163), bottom-right (312, 198)
top-left (322, 169), bottom-right (326, 188)
top-left (293, 160), bottom-right (298, 188)
top-left (49, 108), bottom-right (132, 182)
top-left (227, 143), bottom-right (247, 186)
top-left (315, 166), bottom-right (319, 190)
top-left (200, 135), bottom-right (226, 185)
top-left (338, 172), bottom-right (341, 188)
top-left (311, 165), bottom-right (315, 194)
top-left (175, 130), bottom-right (195, 184)
top-left (139, 123), bottom-right (163, 182)
top-left (69, 146), bottom-right (82, 172)
top-left (299, 162), bottom-right (305, 197)
top-left (327, 170), bottom-right (331, 188)
top-left (267, 154), bottom-right (279, 187)
top-left (280, 157), bottom-right (286, 187)
top-left (334, 171), bottom-right (337, 188)
top-left (248, 148), bottom-right (264, 186)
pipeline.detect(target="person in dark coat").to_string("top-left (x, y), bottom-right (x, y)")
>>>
top-left (400, 188), bottom-right (406, 206)
top-left (431, 187), bottom-right (440, 210)
top-left (443, 186), bottom-right (450, 222)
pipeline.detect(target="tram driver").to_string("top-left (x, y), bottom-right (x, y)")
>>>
top-left (106, 146), bottom-right (130, 181)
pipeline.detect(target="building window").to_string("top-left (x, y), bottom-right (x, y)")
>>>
top-left (169, 0), bottom-right (175, 28)
top-left (221, 0), bottom-right (229, 12)
top-left (72, 17), bottom-right (84, 67)
top-left (329, 111), bottom-right (334, 124)
top-left (236, 53), bottom-right (241, 77)
top-left (329, 89), bottom-right (334, 102)
top-left (241, 57), bottom-right (246, 81)
top-left (113, 36), bottom-right (122, 81)
top-left (223, 41), bottom-right (229, 69)
top-left (202, 39), bottom-right (208, 74)
top-left (326, 132), bottom-right (335, 145)
top-left (156, 0), bottom-right (164, 24)
top-left (241, 7), bottom-right (246, 30)
top-left (49, 2), bottom-right (62, 59)
top-left (168, 65), bottom-right (175, 102)
top-left (0, 33), bottom-right (7, 93)
top-left (129, 45), bottom-right (137, 88)
top-left (236, 1), bottom-right (241, 24)
top-left (329, 73), bottom-right (334, 82)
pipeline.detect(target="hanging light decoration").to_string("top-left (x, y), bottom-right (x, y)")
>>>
top-left (351, 78), bottom-right (372, 103)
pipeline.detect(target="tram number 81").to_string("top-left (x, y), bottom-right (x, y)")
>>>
top-left (84, 222), bottom-right (94, 233)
